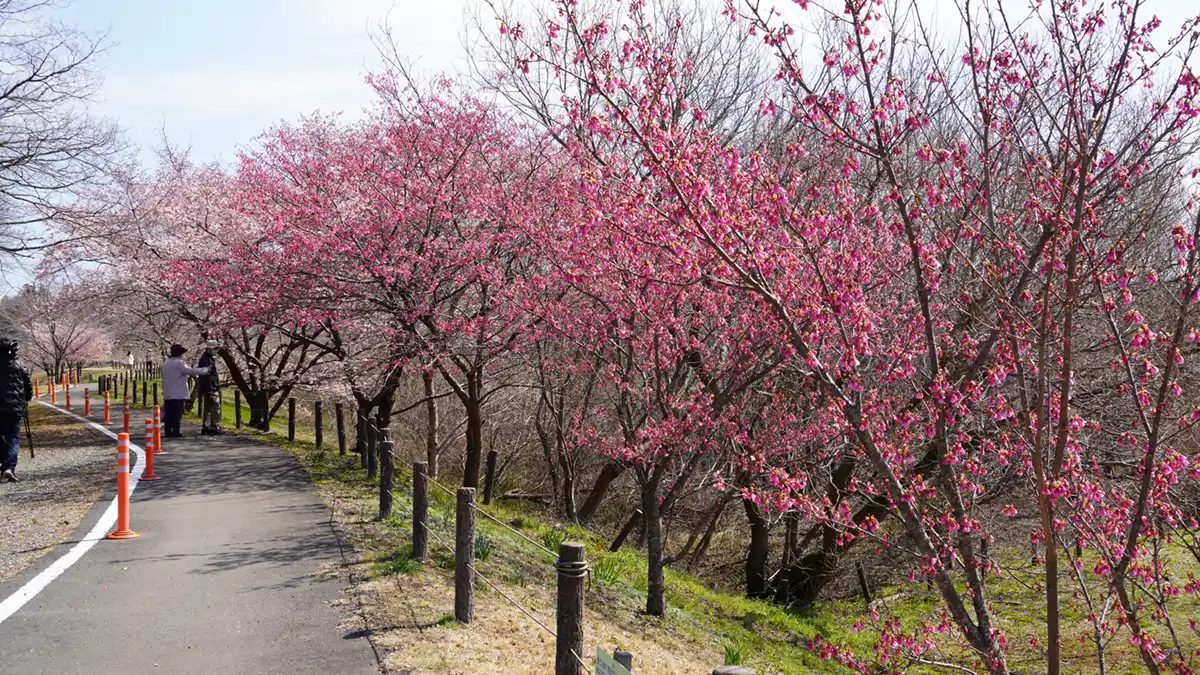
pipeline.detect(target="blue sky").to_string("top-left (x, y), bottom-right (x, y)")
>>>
top-left (56, 0), bottom-right (472, 164)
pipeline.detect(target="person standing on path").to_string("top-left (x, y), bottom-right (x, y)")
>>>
top-left (0, 338), bottom-right (33, 483)
top-left (197, 341), bottom-right (222, 435)
top-left (161, 343), bottom-right (213, 438)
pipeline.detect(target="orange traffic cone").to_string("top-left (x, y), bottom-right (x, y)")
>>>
top-left (106, 434), bottom-right (139, 540)
top-left (141, 418), bottom-right (160, 481)
top-left (153, 405), bottom-right (164, 455)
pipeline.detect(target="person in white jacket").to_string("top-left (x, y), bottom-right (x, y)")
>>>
top-left (162, 343), bottom-right (213, 438)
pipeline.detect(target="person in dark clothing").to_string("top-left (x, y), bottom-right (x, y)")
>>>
top-left (196, 341), bottom-right (222, 434)
top-left (0, 338), bottom-right (34, 482)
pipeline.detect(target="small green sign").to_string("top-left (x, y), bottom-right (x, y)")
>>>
top-left (596, 647), bottom-right (633, 675)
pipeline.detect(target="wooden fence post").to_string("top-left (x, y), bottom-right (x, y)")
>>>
top-left (412, 461), bottom-right (428, 561)
top-left (455, 487), bottom-right (476, 624)
top-left (234, 390), bottom-right (243, 428)
top-left (152, 382), bottom-right (158, 406)
top-left (314, 401), bottom-right (324, 451)
top-left (132, 377), bottom-right (139, 406)
top-left (379, 425), bottom-right (394, 519)
top-left (610, 509), bottom-right (643, 552)
top-left (288, 397), bottom-right (296, 441)
top-left (123, 377), bottom-right (128, 401)
top-left (555, 542), bottom-right (586, 675)
top-left (142, 380), bottom-right (148, 408)
top-left (335, 403), bottom-right (346, 455)
top-left (483, 450), bottom-right (498, 505)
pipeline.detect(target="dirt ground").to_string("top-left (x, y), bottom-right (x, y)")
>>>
top-left (313, 475), bottom-right (721, 675)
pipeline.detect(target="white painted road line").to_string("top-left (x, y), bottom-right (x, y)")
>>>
top-left (0, 398), bottom-right (147, 625)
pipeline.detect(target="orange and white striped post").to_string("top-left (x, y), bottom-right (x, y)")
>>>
top-left (33, 378), bottom-right (39, 398)
top-left (65, 388), bottom-right (71, 411)
top-left (104, 391), bottom-right (111, 424)
top-left (141, 418), bottom-right (160, 481)
top-left (105, 433), bottom-right (139, 540)
top-left (50, 384), bottom-right (56, 405)
top-left (153, 405), bottom-right (164, 455)
top-left (123, 397), bottom-right (130, 435)
top-left (84, 388), bottom-right (91, 416)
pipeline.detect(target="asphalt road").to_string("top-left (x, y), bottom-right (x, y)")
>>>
top-left (0, 394), bottom-right (379, 675)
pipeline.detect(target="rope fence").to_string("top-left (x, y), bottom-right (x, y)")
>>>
top-left (390, 464), bottom-right (593, 675)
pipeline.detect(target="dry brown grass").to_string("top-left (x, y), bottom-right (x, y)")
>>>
top-left (360, 566), bottom-right (716, 674)
top-left (302, 453), bottom-right (720, 675)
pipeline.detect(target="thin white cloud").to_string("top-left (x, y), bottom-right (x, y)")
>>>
top-left (102, 66), bottom-right (373, 121)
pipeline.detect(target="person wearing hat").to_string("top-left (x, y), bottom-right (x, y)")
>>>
top-left (0, 338), bottom-right (33, 482)
top-left (162, 343), bottom-right (214, 438)
top-left (196, 340), bottom-right (222, 435)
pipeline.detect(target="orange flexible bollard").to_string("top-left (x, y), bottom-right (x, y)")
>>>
top-left (104, 392), bottom-right (111, 424)
top-left (123, 397), bottom-right (130, 435)
top-left (50, 385), bottom-right (56, 405)
top-left (153, 405), bottom-right (164, 455)
top-left (65, 389), bottom-right (71, 411)
top-left (141, 418), bottom-right (160, 481)
top-left (84, 388), bottom-right (90, 416)
top-left (33, 378), bottom-right (39, 398)
top-left (105, 433), bottom-right (139, 539)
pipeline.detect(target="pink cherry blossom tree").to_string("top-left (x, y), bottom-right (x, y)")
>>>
top-left (488, 0), bottom-right (1200, 670)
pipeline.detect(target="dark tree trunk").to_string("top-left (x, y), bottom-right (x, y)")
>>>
top-left (423, 371), bottom-right (439, 477)
top-left (643, 470), bottom-right (665, 616)
top-left (743, 498), bottom-right (770, 599)
top-left (610, 509), bottom-right (643, 552)
top-left (577, 460), bottom-right (625, 522)
top-left (561, 466), bottom-right (577, 523)
top-left (780, 452), bottom-right (909, 608)
top-left (462, 397), bottom-right (483, 488)
top-left (377, 396), bottom-right (395, 519)
top-left (246, 390), bottom-right (272, 431)
top-left (786, 550), bottom-right (840, 607)
top-left (776, 510), bottom-right (799, 603)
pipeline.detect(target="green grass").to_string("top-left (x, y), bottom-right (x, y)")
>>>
top-left (372, 546), bottom-right (423, 576)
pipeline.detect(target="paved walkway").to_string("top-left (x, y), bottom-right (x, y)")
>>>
top-left (0, 385), bottom-right (379, 675)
